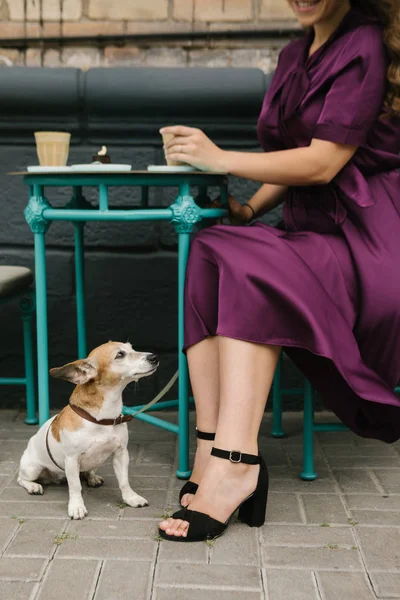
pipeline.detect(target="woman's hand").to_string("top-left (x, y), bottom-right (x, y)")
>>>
top-left (227, 195), bottom-right (254, 225)
top-left (210, 195), bottom-right (254, 226)
top-left (161, 126), bottom-right (228, 172)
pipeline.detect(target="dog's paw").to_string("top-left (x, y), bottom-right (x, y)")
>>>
top-left (87, 474), bottom-right (104, 488)
top-left (123, 492), bottom-right (148, 508)
top-left (68, 502), bottom-right (88, 520)
top-left (25, 482), bottom-right (43, 495)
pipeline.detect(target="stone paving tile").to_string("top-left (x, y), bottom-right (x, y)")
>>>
top-left (261, 524), bottom-right (354, 547)
top-left (67, 518), bottom-right (158, 539)
top-left (0, 462), bottom-right (17, 476)
top-left (345, 494), bottom-right (400, 511)
top-left (374, 469), bottom-right (400, 493)
top-left (369, 572), bottom-right (400, 597)
top-left (56, 535), bottom-right (157, 561)
top-left (155, 590), bottom-right (263, 600)
top-left (130, 476), bottom-right (170, 490)
top-left (0, 519), bottom-right (17, 552)
top-left (268, 468), bottom-right (336, 492)
top-left (0, 581), bottom-right (37, 599)
top-left (0, 485), bottom-right (69, 501)
top-left (0, 429), bottom-right (34, 440)
top-left (266, 493), bottom-right (303, 524)
top-left (209, 522), bottom-right (260, 566)
top-left (257, 442), bottom-right (290, 467)
top-left (323, 444), bottom-right (397, 457)
top-left (301, 494), bottom-right (349, 524)
top-left (4, 519), bottom-right (66, 557)
top-left (333, 469), bottom-right (382, 493)
top-left (158, 538), bottom-right (208, 564)
top-left (0, 411), bottom-right (19, 422)
top-left (0, 502), bottom-right (67, 519)
top-left (264, 569), bottom-right (318, 600)
top-left (138, 443), bottom-right (176, 465)
top-left (94, 560), bottom-right (153, 600)
top-left (350, 509), bottom-right (400, 526)
top-left (356, 527), bottom-right (400, 570)
top-left (317, 571), bottom-right (375, 599)
top-left (0, 557), bottom-right (45, 581)
top-left (316, 431), bottom-right (359, 445)
top-left (330, 456), bottom-right (400, 468)
top-left (262, 545), bottom-right (363, 570)
top-left (155, 563), bottom-right (262, 590)
top-left (36, 558), bottom-right (99, 600)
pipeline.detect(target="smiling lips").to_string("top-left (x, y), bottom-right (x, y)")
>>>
top-left (294, 0), bottom-right (321, 12)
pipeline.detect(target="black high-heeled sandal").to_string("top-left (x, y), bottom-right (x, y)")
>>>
top-left (178, 428), bottom-right (215, 505)
top-left (161, 447), bottom-right (269, 542)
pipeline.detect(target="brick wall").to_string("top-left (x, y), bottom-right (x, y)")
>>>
top-left (0, 0), bottom-right (298, 70)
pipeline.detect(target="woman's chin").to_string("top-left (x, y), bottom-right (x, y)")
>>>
top-left (290, 0), bottom-right (324, 25)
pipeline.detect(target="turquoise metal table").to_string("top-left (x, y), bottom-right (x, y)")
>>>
top-left (20, 170), bottom-right (229, 479)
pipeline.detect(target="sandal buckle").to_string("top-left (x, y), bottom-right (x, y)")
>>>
top-left (229, 450), bottom-right (242, 463)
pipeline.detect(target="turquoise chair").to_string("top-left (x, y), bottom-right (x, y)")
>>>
top-left (272, 354), bottom-right (400, 480)
top-left (0, 266), bottom-right (37, 424)
top-left (271, 354), bottom-right (348, 480)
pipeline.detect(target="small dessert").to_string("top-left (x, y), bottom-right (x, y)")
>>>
top-left (92, 146), bottom-right (111, 164)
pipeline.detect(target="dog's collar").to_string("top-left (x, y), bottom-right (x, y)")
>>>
top-left (68, 403), bottom-right (133, 426)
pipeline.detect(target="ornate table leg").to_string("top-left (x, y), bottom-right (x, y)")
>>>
top-left (24, 186), bottom-right (51, 426)
top-left (66, 188), bottom-right (92, 359)
top-left (170, 182), bottom-right (202, 480)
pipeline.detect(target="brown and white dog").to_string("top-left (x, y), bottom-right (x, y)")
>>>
top-left (18, 342), bottom-right (159, 519)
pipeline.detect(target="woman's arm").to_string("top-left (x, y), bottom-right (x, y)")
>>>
top-left (162, 127), bottom-right (358, 186)
top-left (223, 139), bottom-right (358, 186)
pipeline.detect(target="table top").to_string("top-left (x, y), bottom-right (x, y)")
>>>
top-left (10, 170), bottom-right (227, 176)
top-left (11, 170), bottom-right (229, 189)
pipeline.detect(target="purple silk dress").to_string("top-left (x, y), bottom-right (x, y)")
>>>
top-left (183, 8), bottom-right (400, 443)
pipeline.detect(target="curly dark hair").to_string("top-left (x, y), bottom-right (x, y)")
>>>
top-left (351, 0), bottom-right (400, 114)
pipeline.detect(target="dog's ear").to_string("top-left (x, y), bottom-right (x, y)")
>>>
top-left (49, 359), bottom-right (98, 385)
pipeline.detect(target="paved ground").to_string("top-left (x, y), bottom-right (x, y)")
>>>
top-left (0, 409), bottom-right (399, 600)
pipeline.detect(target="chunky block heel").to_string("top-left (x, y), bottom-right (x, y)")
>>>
top-left (238, 457), bottom-right (269, 527)
top-left (178, 428), bottom-right (215, 505)
top-left (161, 446), bottom-right (269, 542)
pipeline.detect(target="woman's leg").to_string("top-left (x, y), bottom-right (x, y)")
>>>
top-left (180, 336), bottom-right (220, 506)
top-left (160, 336), bottom-right (281, 536)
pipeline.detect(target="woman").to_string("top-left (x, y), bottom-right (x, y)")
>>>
top-left (159, 0), bottom-right (400, 542)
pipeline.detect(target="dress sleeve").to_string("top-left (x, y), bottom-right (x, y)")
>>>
top-left (313, 27), bottom-right (387, 146)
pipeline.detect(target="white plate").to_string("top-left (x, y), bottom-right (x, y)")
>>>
top-left (27, 166), bottom-right (72, 173)
top-left (147, 165), bottom-right (199, 173)
top-left (71, 164), bottom-right (132, 172)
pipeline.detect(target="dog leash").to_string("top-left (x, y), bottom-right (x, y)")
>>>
top-left (126, 369), bottom-right (179, 419)
top-left (45, 422), bottom-right (64, 471)
top-left (45, 370), bottom-right (180, 470)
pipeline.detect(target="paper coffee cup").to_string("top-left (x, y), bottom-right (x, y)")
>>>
top-left (161, 132), bottom-right (186, 167)
top-left (34, 131), bottom-right (71, 167)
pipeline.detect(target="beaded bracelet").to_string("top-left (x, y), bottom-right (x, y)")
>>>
top-left (244, 203), bottom-right (257, 221)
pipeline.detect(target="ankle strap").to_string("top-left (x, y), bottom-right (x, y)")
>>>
top-left (196, 427), bottom-right (215, 441)
top-left (211, 447), bottom-right (260, 464)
